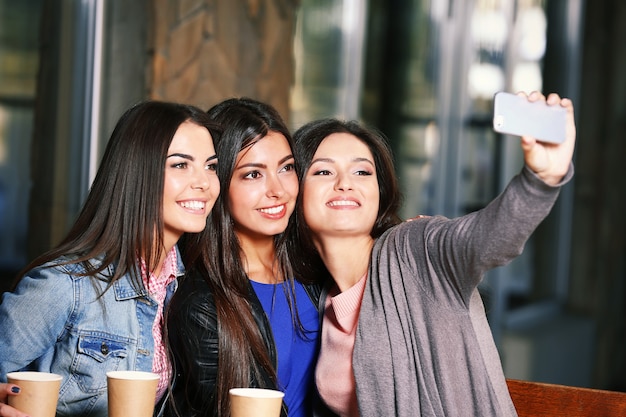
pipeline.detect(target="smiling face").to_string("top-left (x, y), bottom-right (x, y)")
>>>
top-left (302, 132), bottom-right (380, 239)
top-left (228, 130), bottom-right (298, 242)
top-left (162, 121), bottom-right (220, 250)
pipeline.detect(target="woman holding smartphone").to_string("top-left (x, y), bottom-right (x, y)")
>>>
top-left (293, 92), bottom-right (575, 417)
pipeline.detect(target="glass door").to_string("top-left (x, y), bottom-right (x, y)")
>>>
top-left (292, 0), bottom-right (587, 384)
top-left (375, 0), bottom-right (587, 385)
top-left (0, 0), bottom-right (43, 289)
top-left (0, 0), bottom-right (104, 292)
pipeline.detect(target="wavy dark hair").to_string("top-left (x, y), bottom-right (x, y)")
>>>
top-left (178, 97), bottom-right (306, 417)
top-left (14, 100), bottom-right (220, 293)
top-left (292, 118), bottom-right (403, 281)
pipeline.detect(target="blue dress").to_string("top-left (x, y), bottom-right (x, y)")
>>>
top-left (250, 280), bottom-right (320, 417)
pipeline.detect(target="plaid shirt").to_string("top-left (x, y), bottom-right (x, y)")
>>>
top-left (141, 247), bottom-right (178, 401)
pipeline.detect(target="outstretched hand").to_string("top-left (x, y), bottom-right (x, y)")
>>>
top-left (519, 91), bottom-right (576, 186)
top-left (0, 384), bottom-right (29, 417)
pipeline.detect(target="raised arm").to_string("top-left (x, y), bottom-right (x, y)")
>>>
top-left (519, 91), bottom-right (576, 185)
top-left (410, 92), bottom-right (576, 298)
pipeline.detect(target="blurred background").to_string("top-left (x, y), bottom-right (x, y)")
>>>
top-left (0, 0), bottom-right (624, 392)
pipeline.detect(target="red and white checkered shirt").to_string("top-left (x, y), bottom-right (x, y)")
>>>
top-left (141, 247), bottom-right (179, 401)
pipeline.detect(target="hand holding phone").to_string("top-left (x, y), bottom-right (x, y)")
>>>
top-left (493, 92), bottom-right (567, 144)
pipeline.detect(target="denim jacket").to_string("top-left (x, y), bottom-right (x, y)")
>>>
top-left (0, 249), bottom-right (183, 417)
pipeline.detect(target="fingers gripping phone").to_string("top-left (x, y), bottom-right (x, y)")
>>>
top-left (493, 92), bottom-right (567, 144)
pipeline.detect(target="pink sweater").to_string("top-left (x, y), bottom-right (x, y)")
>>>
top-left (315, 274), bottom-right (367, 417)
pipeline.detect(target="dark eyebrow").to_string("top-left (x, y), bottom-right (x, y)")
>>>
top-left (236, 162), bottom-right (265, 170)
top-left (167, 153), bottom-right (193, 160)
top-left (279, 154), bottom-right (295, 164)
top-left (167, 153), bottom-right (218, 162)
top-left (311, 157), bottom-right (334, 164)
top-left (235, 154), bottom-right (293, 170)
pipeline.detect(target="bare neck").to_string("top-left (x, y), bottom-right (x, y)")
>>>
top-left (150, 242), bottom-right (175, 278)
top-left (314, 235), bottom-right (374, 293)
top-left (238, 234), bottom-right (280, 284)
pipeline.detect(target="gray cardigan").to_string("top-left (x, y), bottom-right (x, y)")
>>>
top-left (353, 165), bottom-right (573, 417)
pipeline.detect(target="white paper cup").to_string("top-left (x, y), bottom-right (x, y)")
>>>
top-left (229, 388), bottom-right (284, 417)
top-left (7, 371), bottom-right (63, 417)
top-left (106, 371), bottom-right (159, 417)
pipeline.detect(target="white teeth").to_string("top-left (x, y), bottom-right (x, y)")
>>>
top-left (327, 200), bottom-right (358, 207)
top-left (259, 205), bottom-right (284, 215)
top-left (180, 201), bottom-right (205, 210)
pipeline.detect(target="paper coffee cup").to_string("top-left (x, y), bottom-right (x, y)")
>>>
top-left (106, 370), bottom-right (159, 417)
top-left (7, 371), bottom-right (63, 417)
top-left (229, 388), bottom-right (284, 417)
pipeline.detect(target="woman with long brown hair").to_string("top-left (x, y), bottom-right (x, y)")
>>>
top-left (165, 98), bottom-right (322, 417)
top-left (0, 101), bottom-right (221, 417)
top-left (293, 92), bottom-right (576, 417)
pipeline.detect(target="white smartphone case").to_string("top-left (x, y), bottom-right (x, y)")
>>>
top-left (493, 92), bottom-right (567, 144)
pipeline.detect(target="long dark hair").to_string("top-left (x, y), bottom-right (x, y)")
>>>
top-left (180, 97), bottom-right (304, 416)
top-left (292, 118), bottom-right (403, 281)
top-left (15, 100), bottom-right (220, 293)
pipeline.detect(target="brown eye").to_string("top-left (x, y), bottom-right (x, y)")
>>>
top-left (243, 171), bottom-right (261, 179)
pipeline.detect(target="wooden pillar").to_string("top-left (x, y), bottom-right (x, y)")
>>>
top-left (149, 0), bottom-right (299, 120)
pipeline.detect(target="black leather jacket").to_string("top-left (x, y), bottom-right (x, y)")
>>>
top-left (157, 269), bottom-right (324, 417)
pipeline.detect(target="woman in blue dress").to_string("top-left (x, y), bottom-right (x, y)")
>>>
top-left (165, 98), bottom-right (322, 417)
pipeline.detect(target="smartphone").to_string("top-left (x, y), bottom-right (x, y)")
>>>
top-left (493, 92), bottom-right (567, 144)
